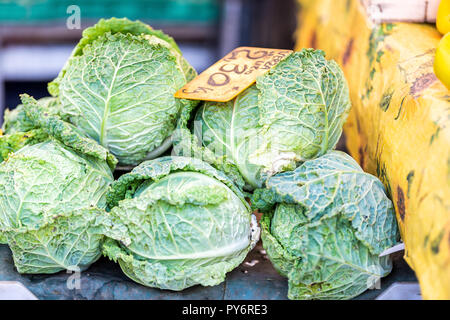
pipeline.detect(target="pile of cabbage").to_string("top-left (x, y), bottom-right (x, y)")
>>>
top-left (0, 18), bottom-right (399, 299)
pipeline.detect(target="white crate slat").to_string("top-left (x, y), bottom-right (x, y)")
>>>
top-left (362, 0), bottom-right (440, 23)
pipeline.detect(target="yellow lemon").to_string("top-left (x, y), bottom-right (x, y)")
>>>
top-left (434, 32), bottom-right (450, 89)
top-left (437, 0), bottom-right (450, 34)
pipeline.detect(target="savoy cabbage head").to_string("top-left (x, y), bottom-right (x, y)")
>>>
top-left (103, 156), bottom-right (260, 290)
top-left (192, 49), bottom-right (351, 190)
top-left (1, 97), bottom-right (58, 135)
top-left (0, 97), bottom-right (59, 163)
top-left (49, 18), bottom-right (198, 166)
top-left (0, 129), bottom-right (48, 163)
top-left (0, 94), bottom-right (116, 273)
top-left (252, 151), bottom-right (399, 300)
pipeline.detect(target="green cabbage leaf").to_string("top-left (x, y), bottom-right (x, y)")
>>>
top-left (103, 156), bottom-right (260, 290)
top-left (49, 18), bottom-right (197, 166)
top-left (0, 96), bottom-right (59, 165)
top-left (0, 95), bottom-right (116, 273)
top-left (252, 151), bottom-right (400, 299)
top-left (1, 97), bottom-right (58, 135)
top-left (193, 49), bottom-right (351, 190)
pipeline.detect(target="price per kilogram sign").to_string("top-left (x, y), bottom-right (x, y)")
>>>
top-left (175, 47), bottom-right (293, 102)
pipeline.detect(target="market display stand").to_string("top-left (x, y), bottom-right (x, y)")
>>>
top-left (0, 243), bottom-right (416, 300)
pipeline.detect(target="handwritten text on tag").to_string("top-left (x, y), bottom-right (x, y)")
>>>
top-left (175, 47), bottom-right (293, 102)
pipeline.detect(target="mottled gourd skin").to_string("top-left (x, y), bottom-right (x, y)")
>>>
top-left (253, 151), bottom-right (399, 300)
top-left (194, 49), bottom-right (351, 190)
top-left (49, 18), bottom-right (197, 166)
top-left (103, 156), bottom-right (260, 290)
top-left (0, 140), bottom-right (114, 273)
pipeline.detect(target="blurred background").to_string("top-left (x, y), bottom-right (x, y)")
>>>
top-left (0, 0), bottom-right (298, 122)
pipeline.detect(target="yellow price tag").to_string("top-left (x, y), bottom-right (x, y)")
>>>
top-left (175, 47), bottom-right (293, 102)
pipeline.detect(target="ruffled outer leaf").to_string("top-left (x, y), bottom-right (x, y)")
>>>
top-left (254, 49), bottom-right (350, 164)
top-left (194, 86), bottom-right (264, 190)
top-left (0, 138), bottom-right (114, 273)
top-left (194, 49), bottom-right (351, 190)
top-left (107, 155), bottom-right (248, 209)
top-left (0, 129), bottom-right (48, 162)
top-left (253, 151), bottom-right (399, 299)
top-left (0, 96), bottom-right (58, 164)
top-left (103, 156), bottom-right (259, 290)
top-left (20, 94), bottom-right (117, 170)
top-left (48, 18), bottom-right (182, 96)
top-left (48, 18), bottom-right (197, 165)
top-left (172, 128), bottom-right (247, 191)
top-left (1, 97), bottom-right (58, 135)
top-left (5, 208), bottom-right (109, 274)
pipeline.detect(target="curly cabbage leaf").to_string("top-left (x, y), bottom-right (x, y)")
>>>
top-left (20, 94), bottom-right (117, 169)
top-left (252, 151), bottom-right (399, 300)
top-left (0, 129), bottom-right (48, 163)
top-left (6, 208), bottom-right (109, 273)
top-left (194, 86), bottom-right (263, 190)
top-left (49, 18), bottom-right (198, 166)
top-left (194, 49), bottom-right (351, 190)
top-left (171, 127), bottom-right (248, 191)
top-left (0, 140), bottom-right (114, 273)
top-left (1, 96), bottom-right (58, 135)
top-left (103, 156), bottom-right (260, 290)
top-left (0, 96), bottom-right (57, 167)
top-left (0, 94), bottom-right (117, 273)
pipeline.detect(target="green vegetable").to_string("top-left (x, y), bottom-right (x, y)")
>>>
top-left (103, 156), bottom-right (260, 290)
top-left (252, 151), bottom-right (399, 300)
top-left (0, 18), bottom-right (399, 300)
top-left (0, 95), bottom-right (116, 273)
top-left (49, 18), bottom-right (197, 166)
top-left (0, 129), bottom-right (48, 163)
top-left (191, 49), bottom-right (351, 190)
top-left (2, 97), bottom-right (58, 135)
top-left (0, 97), bottom-right (58, 164)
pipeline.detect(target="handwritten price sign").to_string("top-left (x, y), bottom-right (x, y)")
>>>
top-left (174, 47), bottom-right (293, 102)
